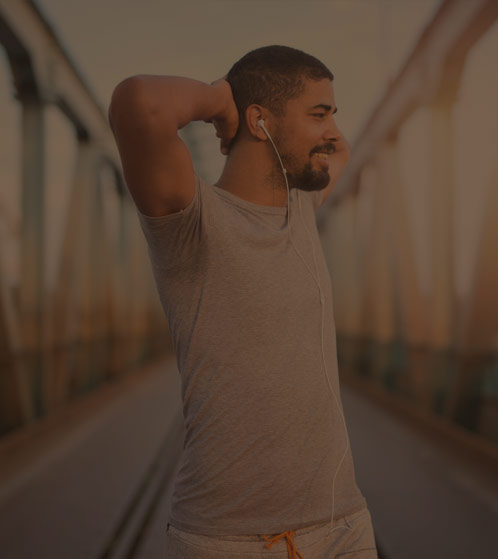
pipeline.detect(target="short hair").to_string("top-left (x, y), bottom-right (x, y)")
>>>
top-left (226, 45), bottom-right (334, 126)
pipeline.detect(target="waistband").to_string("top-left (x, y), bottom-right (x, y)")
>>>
top-left (167, 507), bottom-right (369, 558)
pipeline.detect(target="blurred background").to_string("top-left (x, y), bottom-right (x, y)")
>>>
top-left (0, 0), bottom-right (497, 558)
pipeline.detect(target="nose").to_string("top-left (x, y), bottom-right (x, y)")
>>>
top-left (324, 114), bottom-right (342, 143)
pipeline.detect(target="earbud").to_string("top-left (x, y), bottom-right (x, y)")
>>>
top-left (257, 119), bottom-right (268, 138)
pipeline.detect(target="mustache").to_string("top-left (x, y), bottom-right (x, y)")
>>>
top-left (311, 144), bottom-right (336, 155)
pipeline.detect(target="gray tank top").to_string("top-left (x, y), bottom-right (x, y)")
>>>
top-left (137, 173), bottom-right (366, 536)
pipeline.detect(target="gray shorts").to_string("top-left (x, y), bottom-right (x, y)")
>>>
top-left (165, 507), bottom-right (378, 558)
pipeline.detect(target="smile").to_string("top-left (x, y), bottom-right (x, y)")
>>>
top-left (312, 152), bottom-right (330, 166)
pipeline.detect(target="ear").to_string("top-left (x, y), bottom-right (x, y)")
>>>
top-left (245, 104), bottom-right (269, 141)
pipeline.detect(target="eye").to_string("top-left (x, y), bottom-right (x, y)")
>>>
top-left (312, 113), bottom-right (326, 118)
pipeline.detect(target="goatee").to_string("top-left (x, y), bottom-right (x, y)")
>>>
top-left (286, 162), bottom-right (330, 192)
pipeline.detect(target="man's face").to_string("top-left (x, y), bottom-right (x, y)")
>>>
top-left (272, 78), bottom-right (342, 192)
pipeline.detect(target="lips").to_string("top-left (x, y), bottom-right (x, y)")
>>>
top-left (312, 146), bottom-right (335, 157)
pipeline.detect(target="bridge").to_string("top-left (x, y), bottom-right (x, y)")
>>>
top-left (0, 1), bottom-right (497, 558)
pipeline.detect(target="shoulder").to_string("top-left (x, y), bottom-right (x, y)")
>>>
top-left (136, 173), bottom-right (212, 270)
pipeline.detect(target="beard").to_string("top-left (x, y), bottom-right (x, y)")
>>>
top-left (278, 153), bottom-right (330, 192)
top-left (272, 129), bottom-right (330, 192)
top-left (286, 160), bottom-right (330, 192)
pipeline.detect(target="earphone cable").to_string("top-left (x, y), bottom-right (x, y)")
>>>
top-left (260, 119), bottom-right (351, 534)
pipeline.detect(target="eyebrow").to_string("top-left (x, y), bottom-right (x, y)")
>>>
top-left (311, 104), bottom-right (338, 114)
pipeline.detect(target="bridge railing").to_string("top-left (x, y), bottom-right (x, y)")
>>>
top-left (317, 0), bottom-right (498, 448)
top-left (0, 0), bottom-right (172, 436)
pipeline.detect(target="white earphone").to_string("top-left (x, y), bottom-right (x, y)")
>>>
top-left (257, 119), bottom-right (287, 175)
top-left (257, 115), bottom-right (351, 536)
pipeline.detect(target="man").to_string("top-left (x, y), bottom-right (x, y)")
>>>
top-left (109, 45), bottom-right (378, 559)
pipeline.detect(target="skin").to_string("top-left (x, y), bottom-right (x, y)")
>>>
top-left (211, 77), bottom-right (350, 208)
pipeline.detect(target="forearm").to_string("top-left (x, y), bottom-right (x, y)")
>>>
top-left (111, 75), bottom-right (226, 131)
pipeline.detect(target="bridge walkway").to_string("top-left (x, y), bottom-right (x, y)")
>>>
top-left (0, 357), bottom-right (496, 559)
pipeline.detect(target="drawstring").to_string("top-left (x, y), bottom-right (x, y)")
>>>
top-left (261, 530), bottom-right (304, 558)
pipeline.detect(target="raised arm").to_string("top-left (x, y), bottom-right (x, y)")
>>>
top-left (108, 75), bottom-right (238, 217)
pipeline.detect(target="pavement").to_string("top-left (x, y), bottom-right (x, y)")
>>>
top-left (0, 355), bottom-right (497, 559)
top-left (341, 378), bottom-right (498, 559)
top-left (0, 356), bottom-right (183, 559)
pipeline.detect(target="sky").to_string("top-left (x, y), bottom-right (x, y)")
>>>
top-left (2, 0), bottom-right (498, 336)
top-left (27, 0), bottom-right (495, 303)
top-left (35, 0), bottom-right (442, 144)
top-left (1, 0), bottom-right (498, 327)
top-left (1, 0), bottom-right (445, 291)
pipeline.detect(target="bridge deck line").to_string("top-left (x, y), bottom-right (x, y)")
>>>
top-left (0, 357), bottom-right (497, 559)
top-left (342, 381), bottom-right (498, 559)
top-left (0, 356), bottom-right (183, 559)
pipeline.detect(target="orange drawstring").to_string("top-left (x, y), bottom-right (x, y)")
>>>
top-left (261, 530), bottom-right (304, 559)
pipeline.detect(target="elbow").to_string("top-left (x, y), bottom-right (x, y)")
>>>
top-left (108, 76), bottom-right (178, 135)
top-left (108, 76), bottom-right (149, 128)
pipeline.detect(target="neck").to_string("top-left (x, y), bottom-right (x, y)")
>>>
top-left (215, 140), bottom-right (289, 207)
